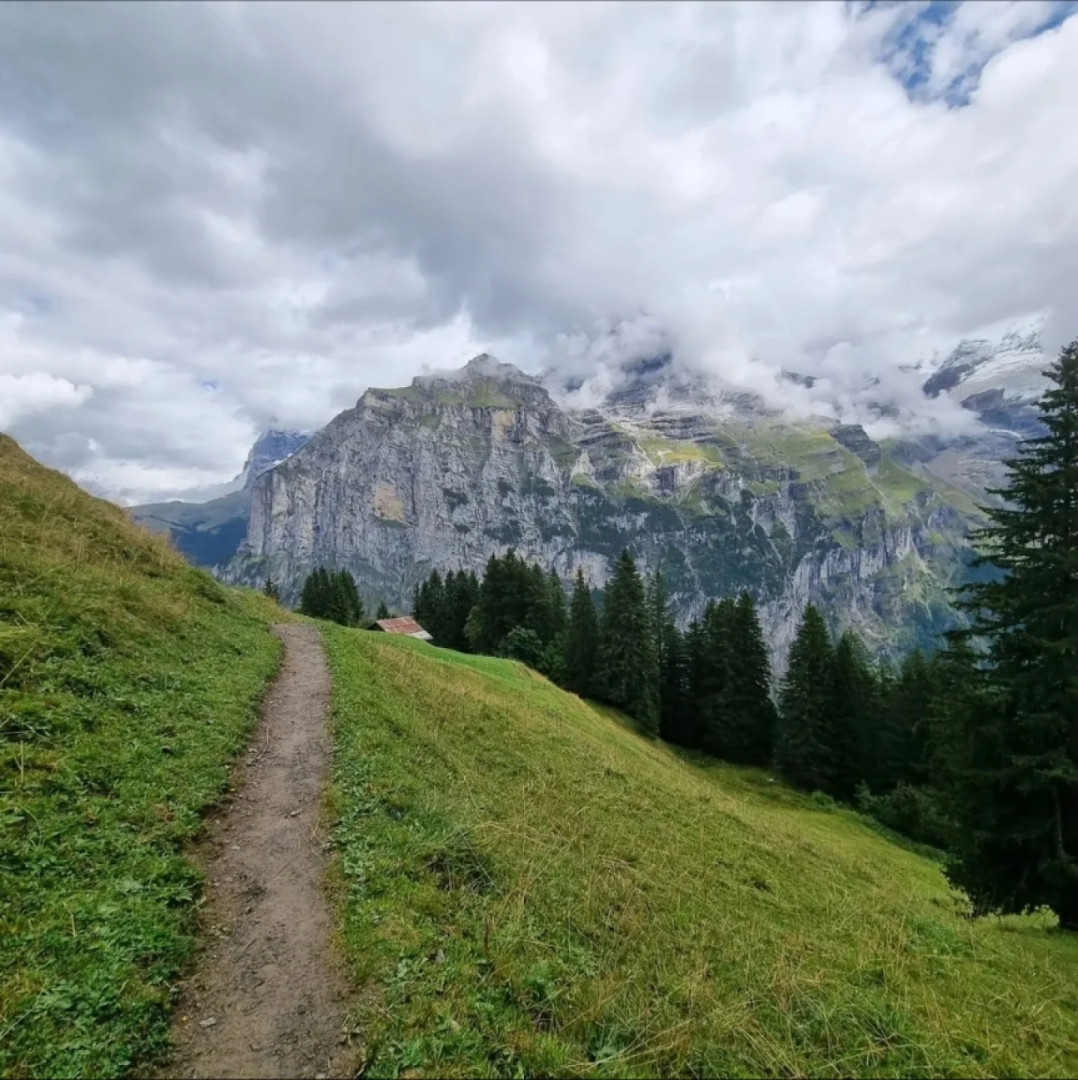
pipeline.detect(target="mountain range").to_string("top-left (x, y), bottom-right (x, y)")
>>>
top-left (130, 329), bottom-right (1049, 662)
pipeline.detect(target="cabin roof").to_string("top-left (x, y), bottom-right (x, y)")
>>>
top-left (373, 617), bottom-right (432, 639)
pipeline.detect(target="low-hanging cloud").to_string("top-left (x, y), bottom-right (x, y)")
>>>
top-left (0, 0), bottom-right (1076, 502)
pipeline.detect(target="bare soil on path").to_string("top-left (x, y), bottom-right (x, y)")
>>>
top-left (165, 623), bottom-right (360, 1080)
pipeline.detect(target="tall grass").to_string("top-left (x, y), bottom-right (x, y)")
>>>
top-left (325, 627), bottom-right (1078, 1079)
top-left (0, 435), bottom-right (282, 1078)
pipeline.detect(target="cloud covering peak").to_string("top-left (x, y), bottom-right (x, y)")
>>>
top-left (1, 1), bottom-right (1076, 502)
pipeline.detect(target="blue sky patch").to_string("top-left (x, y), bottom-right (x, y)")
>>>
top-left (858, 0), bottom-right (1078, 107)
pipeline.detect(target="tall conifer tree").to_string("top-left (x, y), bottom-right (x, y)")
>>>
top-left (829, 630), bottom-right (876, 801)
top-left (699, 598), bottom-right (734, 756)
top-left (597, 550), bottom-right (659, 734)
top-left (946, 340), bottom-right (1078, 929)
top-left (649, 569), bottom-right (692, 743)
top-left (564, 569), bottom-right (599, 698)
top-left (678, 617), bottom-right (709, 748)
top-left (777, 605), bottom-right (838, 793)
top-left (710, 592), bottom-right (776, 766)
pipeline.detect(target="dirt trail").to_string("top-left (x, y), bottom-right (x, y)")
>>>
top-left (166, 623), bottom-right (359, 1080)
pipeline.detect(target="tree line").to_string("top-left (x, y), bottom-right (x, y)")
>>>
top-left (409, 550), bottom-right (934, 809)
top-left (270, 566), bottom-right (392, 627)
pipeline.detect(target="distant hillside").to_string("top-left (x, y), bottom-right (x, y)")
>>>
top-left (0, 435), bottom-right (281, 1078)
top-left (132, 488), bottom-right (251, 567)
top-left (128, 428), bottom-right (309, 569)
top-left (325, 627), bottom-right (1078, 1078)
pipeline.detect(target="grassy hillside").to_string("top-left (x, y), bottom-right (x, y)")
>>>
top-left (0, 435), bottom-right (281, 1078)
top-left (325, 628), bottom-right (1078, 1079)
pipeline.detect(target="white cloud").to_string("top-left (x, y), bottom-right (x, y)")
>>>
top-left (0, 370), bottom-right (93, 428)
top-left (0, 0), bottom-right (1075, 501)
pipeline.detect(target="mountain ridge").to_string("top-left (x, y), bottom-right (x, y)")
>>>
top-left (223, 354), bottom-right (988, 663)
top-left (128, 327), bottom-right (1050, 661)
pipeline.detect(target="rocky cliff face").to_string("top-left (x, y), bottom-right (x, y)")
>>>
top-left (225, 355), bottom-right (982, 664)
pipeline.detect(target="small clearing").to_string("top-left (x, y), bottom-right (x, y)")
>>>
top-left (167, 623), bottom-right (359, 1080)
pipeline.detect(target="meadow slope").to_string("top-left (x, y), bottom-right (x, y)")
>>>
top-left (0, 435), bottom-right (282, 1078)
top-left (325, 627), bottom-right (1078, 1079)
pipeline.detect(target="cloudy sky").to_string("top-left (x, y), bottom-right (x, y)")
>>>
top-left (1, 0), bottom-right (1076, 503)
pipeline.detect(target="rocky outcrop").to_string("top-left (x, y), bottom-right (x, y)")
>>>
top-left (239, 429), bottom-right (311, 489)
top-left (224, 356), bottom-right (981, 665)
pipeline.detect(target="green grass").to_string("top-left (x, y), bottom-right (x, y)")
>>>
top-left (0, 435), bottom-right (282, 1078)
top-left (714, 421), bottom-right (845, 482)
top-left (873, 458), bottom-right (932, 517)
top-left (325, 629), bottom-right (1078, 1079)
top-left (377, 384), bottom-right (423, 402)
top-left (634, 435), bottom-right (724, 468)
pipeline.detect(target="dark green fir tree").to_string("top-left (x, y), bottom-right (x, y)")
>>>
top-left (776, 604), bottom-right (838, 794)
top-left (828, 630), bottom-right (877, 801)
top-left (563, 568), bottom-right (599, 698)
top-left (596, 550), bottom-right (659, 735)
top-left (946, 339), bottom-right (1078, 930)
top-left (710, 592), bottom-right (776, 767)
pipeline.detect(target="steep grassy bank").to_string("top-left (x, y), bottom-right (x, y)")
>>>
top-left (324, 627), bottom-right (1078, 1079)
top-left (0, 436), bottom-right (282, 1078)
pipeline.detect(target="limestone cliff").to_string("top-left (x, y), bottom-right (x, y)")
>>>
top-left (225, 355), bottom-right (981, 663)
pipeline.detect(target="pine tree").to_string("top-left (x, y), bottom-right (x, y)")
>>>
top-left (323, 570), bottom-right (344, 625)
top-left (300, 567), bottom-right (363, 627)
top-left (776, 605), bottom-right (838, 794)
top-left (434, 569), bottom-right (457, 643)
top-left (945, 340), bottom-right (1078, 929)
top-left (677, 617), bottom-right (709, 748)
top-left (263, 576), bottom-right (280, 602)
top-left (596, 550), bottom-right (659, 735)
top-left (523, 562), bottom-right (554, 642)
top-left (563, 569), bottom-right (599, 698)
top-left (441, 570), bottom-right (479, 651)
top-left (649, 570), bottom-right (692, 743)
top-left (892, 649), bottom-right (935, 787)
top-left (862, 660), bottom-right (903, 795)
top-left (298, 569), bottom-right (319, 617)
top-left (333, 569), bottom-right (363, 627)
top-left (924, 639), bottom-right (981, 791)
top-left (710, 592), bottom-right (776, 767)
top-left (699, 598), bottom-right (735, 757)
top-left (471, 553), bottom-right (509, 654)
top-left (547, 569), bottom-right (567, 642)
top-left (376, 600), bottom-right (391, 621)
top-left (536, 570), bottom-right (568, 683)
top-left (829, 630), bottom-right (876, 801)
top-left (418, 569), bottom-right (445, 639)
top-left (659, 624), bottom-right (692, 744)
top-left (298, 566), bottom-right (332, 619)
